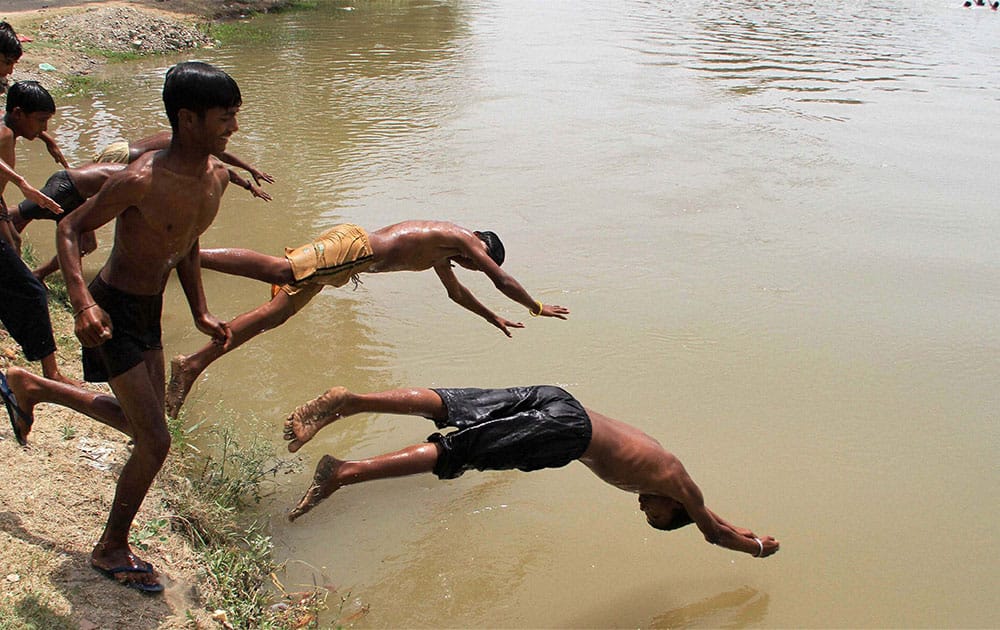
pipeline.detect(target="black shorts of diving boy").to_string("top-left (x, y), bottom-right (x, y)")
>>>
top-left (427, 385), bottom-right (592, 479)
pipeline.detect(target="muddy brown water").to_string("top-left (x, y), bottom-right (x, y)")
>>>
top-left (14, 1), bottom-right (1000, 626)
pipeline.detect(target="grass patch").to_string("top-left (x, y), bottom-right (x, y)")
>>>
top-left (203, 20), bottom-right (276, 46)
top-left (0, 593), bottom-right (75, 630)
top-left (52, 74), bottom-right (110, 98)
top-left (163, 411), bottom-right (337, 628)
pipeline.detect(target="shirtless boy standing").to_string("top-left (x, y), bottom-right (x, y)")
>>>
top-left (166, 221), bottom-right (570, 418)
top-left (283, 384), bottom-right (780, 560)
top-left (1, 61), bottom-right (240, 593)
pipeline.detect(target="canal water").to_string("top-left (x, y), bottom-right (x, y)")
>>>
top-left (16, 0), bottom-right (999, 626)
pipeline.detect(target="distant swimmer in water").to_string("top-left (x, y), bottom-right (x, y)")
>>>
top-left (283, 383), bottom-right (781, 561)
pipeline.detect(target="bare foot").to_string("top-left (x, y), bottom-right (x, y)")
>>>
top-left (2, 367), bottom-right (38, 445)
top-left (165, 355), bottom-right (198, 420)
top-left (283, 386), bottom-right (350, 453)
top-left (288, 455), bottom-right (342, 522)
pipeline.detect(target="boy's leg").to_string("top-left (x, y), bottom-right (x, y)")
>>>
top-left (90, 352), bottom-right (169, 591)
top-left (288, 444), bottom-right (441, 521)
top-left (284, 387), bottom-right (446, 453)
top-left (199, 247), bottom-right (294, 285)
top-left (4, 366), bottom-right (131, 440)
top-left (166, 291), bottom-right (298, 419)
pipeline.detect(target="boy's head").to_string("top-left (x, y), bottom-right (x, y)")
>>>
top-left (1, 21), bottom-right (24, 94)
top-left (4, 81), bottom-right (56, 140)
top-left (638, 494), bottom-right (694, 531)
top-left (474, 230), bottom-right (506, 267)
top-left (162, 61), bottom-right (242, 131)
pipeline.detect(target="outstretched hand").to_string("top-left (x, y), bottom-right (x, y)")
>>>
top-left (249, 167), bottom-right (275, 186)
top-left (537, 303), bottom-right (570, 319)
top-left (493, 317), bottom-right (526, 337)
top-left (18, 181), bottom-right (63, 215)
top-left (247, 181), bottom-right (272, 201)
top-left (753, 535), bottom-right (780, 558)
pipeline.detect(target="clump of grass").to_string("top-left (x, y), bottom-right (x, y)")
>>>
top-left (55, 74), bottom-right (110, 98)
top-left (203, 21), bottom-right (276, 46)
top-left (163, 410), bottom-right (332, 628)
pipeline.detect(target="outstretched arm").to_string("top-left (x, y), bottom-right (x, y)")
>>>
top-left (675, 468), bottom-right (779, 558)
top-left (227, 169), bottom-right (272, 201)
top-left (219, 150), bottom-right (274, 186)
top-left (434, 262), bottom-right (525, 337)
top-left (39, 131), bottom-right (70, 168)
top-left (459, 239), bottom-right (570, 320)
top-left (0, 158), bottom-right (61, 214)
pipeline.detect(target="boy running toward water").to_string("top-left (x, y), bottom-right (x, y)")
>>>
top-left (165, 221), bottom-right (570, 418)
top-left (0, 81), bottom-right (75, 386)
top-left (1, 61), bottom-right (241, 594)
top-left (284, 384), bottom-right (780, 560)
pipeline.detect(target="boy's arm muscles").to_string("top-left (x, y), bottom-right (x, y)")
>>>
top-left (176, 242), bottom-right (232, 348)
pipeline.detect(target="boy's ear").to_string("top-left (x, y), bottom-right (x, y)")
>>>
top-left (176, 108), bottom-right (198, 130)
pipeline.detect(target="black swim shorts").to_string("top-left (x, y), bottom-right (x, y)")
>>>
top-left (427, 385), bottom-right (592, 480)
top-left (18, 170), bottom-right (86, 222)
top-left (81, 275), bottom-right (163, 383)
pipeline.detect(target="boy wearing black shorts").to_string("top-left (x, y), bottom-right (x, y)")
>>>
top-left (283, 384), bottom-right (780, 559)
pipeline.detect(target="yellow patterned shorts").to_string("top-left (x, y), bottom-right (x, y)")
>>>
top-left (277, 224), bottom-right (374, 312)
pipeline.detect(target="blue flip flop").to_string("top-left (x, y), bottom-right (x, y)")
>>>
top-left (0, 372), bottom-right (32, 446)
top-left (91, 560), bottom-right (165, 595)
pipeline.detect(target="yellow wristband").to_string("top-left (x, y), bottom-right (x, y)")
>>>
top-left (530, 301), bottom-right (543, 317)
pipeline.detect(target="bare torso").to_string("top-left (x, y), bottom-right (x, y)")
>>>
top-left (99, 151), bottom-right (228, 295)
top-left (579, 409), bottom-right (684, 497)
top-left (366, 220), bottom-right (477, 272)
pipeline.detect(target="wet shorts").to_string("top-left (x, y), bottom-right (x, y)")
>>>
top-left (18, 170), bottom-right (86, 222)
top-left (278, 224), bottom-right (375, 312)
top-left (427, 385), bottom-right (592, 480)
top-left (81, 275), bottom-right (163, 383)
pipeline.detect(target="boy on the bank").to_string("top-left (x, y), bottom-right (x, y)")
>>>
top-left (0, 80), bottom-right (75, 386)
top-left (1, 61), bottom-right (241, 594)
top-left (284, 384), bottom-right (780, 560)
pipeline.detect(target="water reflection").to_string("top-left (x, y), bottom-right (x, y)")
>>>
top-left (651, 586), bottom-right (769, 628)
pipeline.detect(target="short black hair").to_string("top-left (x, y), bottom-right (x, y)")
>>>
top-left (162, 61), bottom-right (241, 131)
top-left (0, 22), bottom-right (23, 60)
top-left (5, 81), bottom-right (55, 114)
top-left (474, 230), bottom-right (505, 267)
top-left (648, 507), bottom-right (694, 532)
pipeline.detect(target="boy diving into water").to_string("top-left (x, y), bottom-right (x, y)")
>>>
top-left (166, 221), bottom-right (570, 418)
top-left (284, 384), bottom-right (780, 559)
